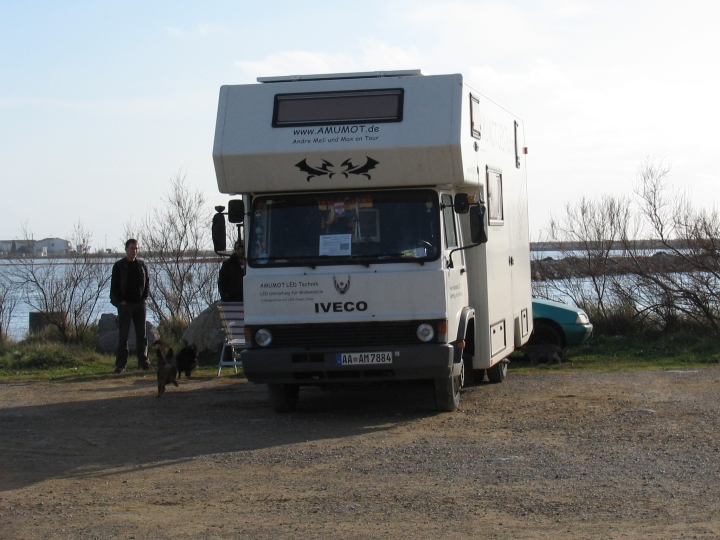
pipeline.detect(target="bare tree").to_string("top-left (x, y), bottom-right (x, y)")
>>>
top-left (621, 159), bottom-right (720, 334)
top-left (0, 268), bottom-right (18, 343)
top-left (126, 172), bottom-right (218, 330)
top-left (8, 222), bottom-right (111, 343)
top-left (537, 158), bottom-right (720, 336)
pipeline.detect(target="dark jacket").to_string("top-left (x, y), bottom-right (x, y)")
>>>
top-left (110, 257), bottom-right (150, 307)
top-left (218, 254), bottom-right (244, 302)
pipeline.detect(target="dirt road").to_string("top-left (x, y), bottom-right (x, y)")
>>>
top-left (1, 369), bottom-right (719, 539)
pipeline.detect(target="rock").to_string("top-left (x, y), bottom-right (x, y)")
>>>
top-left (181, 302), bottom-right (226, 356)
top-left (98, 312), bottom-right (158, 352)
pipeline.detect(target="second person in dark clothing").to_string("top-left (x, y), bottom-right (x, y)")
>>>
top-left (218, 241), bottom-right (245, 302)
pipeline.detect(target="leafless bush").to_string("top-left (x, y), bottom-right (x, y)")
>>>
top-left (8, 223), bottom-right (111, 343)
top-left (533, 194), bottom-right (634, 332)
top-left (125, 172), bottom-right (218, 330)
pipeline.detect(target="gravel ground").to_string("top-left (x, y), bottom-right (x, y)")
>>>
top-left (1, 368), bottom-right (719, 539)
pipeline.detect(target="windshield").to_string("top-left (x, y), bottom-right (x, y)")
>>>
top-left (249, 189), bottom-right (440, 267)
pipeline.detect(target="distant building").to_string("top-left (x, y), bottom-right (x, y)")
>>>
top-left (0, 237), bottom-right (71, 256)
top-left (33, 238), bottom-right (72, 255)
top-left (0, 239), bottom-right (31, 254)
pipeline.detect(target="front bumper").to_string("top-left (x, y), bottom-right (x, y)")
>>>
top-left (564, 323), bottom-right (594, 347)
top-left (241, 344), bottom-right (455, 385)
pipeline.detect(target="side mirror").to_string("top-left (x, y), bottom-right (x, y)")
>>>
top-left (470, 204), bottom-right (488, 244)
top-left (453, 193), bottom-right (471, 214)
top-left (212, 212), bottom-right (227, 252)
top-left (228, 199), bottom-right (245, 224)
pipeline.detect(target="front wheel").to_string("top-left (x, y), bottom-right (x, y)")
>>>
top-left (268, 383), bottom-right (300, 413)
top-left (463, 352), bottom-right (487, 385)
top-left (434, 365), bottom-right (462, 412)
top-left (529, 322), bottom-right (564, 348)
top-left (486, 361), bottom-right (508, 384)
top-left (462, 354), bottom-right (474, 386)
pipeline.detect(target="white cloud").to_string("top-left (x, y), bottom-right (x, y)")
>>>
top-left (404, 1), bottom-right (556, 63)
top-left (541, 0), bottom-right (597, 18)
top-left (235, 42), bottom-right (424, 80)
top-left (236, 51), bottom-right (357, 79)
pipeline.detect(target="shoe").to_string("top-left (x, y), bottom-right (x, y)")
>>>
top-left (113, 367), bottom-right (126, 374)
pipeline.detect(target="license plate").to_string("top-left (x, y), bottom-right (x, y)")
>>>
top-left (336, 351), bottom-right (393, 366)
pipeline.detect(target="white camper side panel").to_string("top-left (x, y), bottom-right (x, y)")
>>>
top-left (213, 75), bottom-right (467, 193)
top-left (509, 120), bottom-right (533, 346)
top-left (460, 83), bottom-right (532, 368)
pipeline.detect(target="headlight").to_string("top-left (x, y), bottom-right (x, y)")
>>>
top-left (575, 313), bottom-right (590, 324)
top-left (417, 323), bottom-right (434, 342)
top-left (255, 328), bottom-right (273, 347)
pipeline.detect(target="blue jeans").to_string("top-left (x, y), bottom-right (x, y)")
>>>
top-left (116, 302), bottom-right (149, 369)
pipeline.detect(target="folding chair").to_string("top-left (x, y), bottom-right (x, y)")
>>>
top-left (217, 302), bottom-right (246, 376)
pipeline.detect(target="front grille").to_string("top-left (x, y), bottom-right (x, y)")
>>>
top-left (247, 320), bottom-right (441, 349)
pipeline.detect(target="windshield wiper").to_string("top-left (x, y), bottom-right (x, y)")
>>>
top-left (250, 252), bottom-right (425, 268)
top-left (375, 252), bottom-right (427, 265)
top-left (249, 255), bottom-right (319, 269)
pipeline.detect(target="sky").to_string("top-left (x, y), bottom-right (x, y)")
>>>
top-left (1, 0), bottom-right (718, 250)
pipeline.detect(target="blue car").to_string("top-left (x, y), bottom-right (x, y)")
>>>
top-left (530, 298), bottom-right (593, 348)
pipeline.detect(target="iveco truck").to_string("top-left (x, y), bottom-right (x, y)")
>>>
top-left (211, 69), bottom-right (532, 412)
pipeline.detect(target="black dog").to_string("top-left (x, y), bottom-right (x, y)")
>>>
top-left (154, 341), bottom-right (178, 397)
top-left (175, 343), bottom-right (198, 378)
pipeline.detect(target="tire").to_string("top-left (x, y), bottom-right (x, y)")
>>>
top-left (268, 383), bottom-right (300, 413)
top-left (529, 322), bottom-right (564, 348)
top-left (486, 361), bottom-right (508, 384)
top-left (462, 354), bottom-right (474, 386)
top-left (462, 353), bottom-right (485, 386)
top-left (434, 365), bottom-right (462, 412)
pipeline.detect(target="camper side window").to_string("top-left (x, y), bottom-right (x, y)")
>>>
top-left (487, 169), bottom-right (504, 224)
top-left (441, 194), bottom-right (458, 248)
top-left (470, 95), bottom-right (481, 140)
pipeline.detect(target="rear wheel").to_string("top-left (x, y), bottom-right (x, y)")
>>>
top-left (486, 361), bottom-right (508, 384)
top-left (434, 364), bottom-right (462, 412)
top-left (268, 383), bottom-right (300, 412)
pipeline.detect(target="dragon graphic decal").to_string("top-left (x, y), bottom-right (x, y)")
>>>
top-left (295, 157), bottom-right (379, 182)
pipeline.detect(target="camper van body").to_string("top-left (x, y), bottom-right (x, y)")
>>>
top-left (212, 70), bottom-right (532, 411)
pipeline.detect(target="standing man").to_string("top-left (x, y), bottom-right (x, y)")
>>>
top-left (218, 240), bottom-right (245, 302)
top-left (110, 239), bottom-right (150, 373)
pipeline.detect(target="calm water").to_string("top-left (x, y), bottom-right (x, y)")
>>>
top-left (1, 258), bottom-right (219, 341)
top-left (1, 251), bottom-right (688, 340)
top-left (7, 296), bottom-right (117, 341)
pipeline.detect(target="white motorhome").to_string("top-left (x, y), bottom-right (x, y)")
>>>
top-left (212, 70), bottom-right (532, 412)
